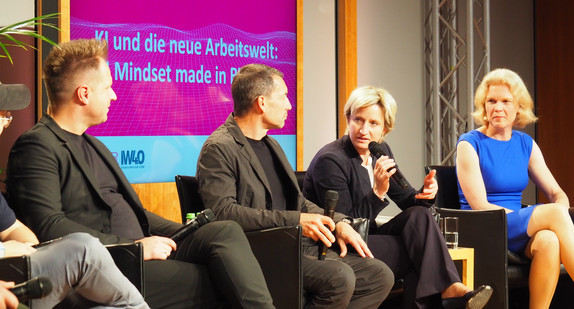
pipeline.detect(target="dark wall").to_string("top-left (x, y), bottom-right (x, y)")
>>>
top-left (535, 1), bottom-right (574, 203)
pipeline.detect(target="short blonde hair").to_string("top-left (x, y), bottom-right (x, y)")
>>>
top-left (473, 68), bottom-right (537, 128)
top-left (344, 86), bottom-right (397, 141)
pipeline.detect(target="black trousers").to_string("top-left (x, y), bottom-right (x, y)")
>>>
top-left (144, 220), bottom-right (274, 309)
top-left (301, 239), bottom-right (395, 309)
top-left (368, 206), bottom-right (460, 309)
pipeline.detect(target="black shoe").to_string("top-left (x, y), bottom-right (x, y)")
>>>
top-left (442, 285), bottom-right (493, 309)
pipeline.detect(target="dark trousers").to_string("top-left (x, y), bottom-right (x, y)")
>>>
top-left (301, 239), bottom-right (394, 309)
top-left (368, 206), bottom-right (460, 309)
top-left (144, 221), bottom-right (274, 309)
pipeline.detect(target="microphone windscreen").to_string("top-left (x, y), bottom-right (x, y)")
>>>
top-left (324, 190), bottom-right (338, 203)
top-left (368, 142), bottom-right (385, 158)
top-left (0, 84), bottom-right (31, 111)
top-left (31, 277), bottom-right (52, 298)
top-left (10, 277), bottom-right (52, 302)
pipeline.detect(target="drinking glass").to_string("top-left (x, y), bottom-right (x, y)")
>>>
top-left (443, 217), bottom-right (459, 249)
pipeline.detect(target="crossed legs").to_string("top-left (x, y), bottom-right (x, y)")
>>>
top-left (525, 203), bottom-right (574, 309)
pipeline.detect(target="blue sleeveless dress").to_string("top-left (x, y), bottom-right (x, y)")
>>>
top-left (457, 130), bottom-right (536, 254)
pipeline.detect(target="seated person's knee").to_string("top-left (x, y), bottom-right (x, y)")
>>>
top-left (531, 230), bottom-right (560, 254)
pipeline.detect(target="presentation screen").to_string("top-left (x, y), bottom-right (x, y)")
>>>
top-left (69, 0), bottom-right (297, 183)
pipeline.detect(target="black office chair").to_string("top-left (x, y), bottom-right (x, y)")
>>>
top-left (430, 165), bottom-right (550, 308)
top-left (431, 165), bottom-right (526, 309)
top-left (175, 175), bottom-right (303, 309)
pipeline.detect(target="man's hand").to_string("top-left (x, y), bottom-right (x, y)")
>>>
top-left (299, 213), bottom-right (336, 247)
top-left (0, 281), bottom-right (18, 309)
top-left (136, 236), bottom-right (177, 261)
top-left (3, 240), bottom-right (36, 257)
top-left (415, 169), bottom-right (438, 200)
top-left (335, 221), bottom-right (374, 258)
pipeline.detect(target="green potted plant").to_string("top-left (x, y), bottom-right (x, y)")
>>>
top-left (0, 12), bottom-right (60, 63)
top-left (1, 13), bottom-right (60, 184)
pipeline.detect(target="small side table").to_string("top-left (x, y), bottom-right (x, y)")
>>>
top-left (448, 247), bottom-right (474, 289)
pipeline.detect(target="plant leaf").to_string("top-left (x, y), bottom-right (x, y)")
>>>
top-left (0, 13), bottom-right (61, 64)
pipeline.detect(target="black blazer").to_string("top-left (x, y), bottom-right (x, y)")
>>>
top-left (6, 115), bottom-right (180, 244)
top-left (303, 135), bottom-right (433, 228)
top-left (197, 114), bottom-right (348, 231)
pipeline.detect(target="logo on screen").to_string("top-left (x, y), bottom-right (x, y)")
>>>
top-left (120, 150), bottom-right (145, 167)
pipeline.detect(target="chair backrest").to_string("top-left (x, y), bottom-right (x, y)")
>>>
top-left (427, 165), bottom-right (461, 209)
top-left (175, 175), bottom-right (205, 224)
top-left (294, 170), bottom-right (306, 190)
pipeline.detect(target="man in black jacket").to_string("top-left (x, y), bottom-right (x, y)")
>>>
top-left (1, 83), bottom-right (148, 309)
top-left (6, 39), bottom-right (274, 309)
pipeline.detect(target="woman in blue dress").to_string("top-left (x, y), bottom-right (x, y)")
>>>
top-left (456, 68), bottom-right (574, 308)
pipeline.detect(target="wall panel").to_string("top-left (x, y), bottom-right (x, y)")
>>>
top-left (535, 1), bottom-right (574, 203)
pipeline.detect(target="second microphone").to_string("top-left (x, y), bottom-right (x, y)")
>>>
top-left (318, 190), bottom-right (338, 260)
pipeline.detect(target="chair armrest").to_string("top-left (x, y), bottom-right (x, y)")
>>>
top-left (0, 256), bottom-right (31, 308)
top-left (105, 243), bottom-right (144, 296)
top-left (0, 255), bottom-right (30, 284)
top-left (437, 208), bottom-right (508, 309)
top-left (351, 218), bottom-right (369, 243)
top-left (246, 226), bottom-right (302, 309)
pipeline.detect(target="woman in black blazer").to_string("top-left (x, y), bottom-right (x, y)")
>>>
top-left (303, 86), bottom-right (492, 309)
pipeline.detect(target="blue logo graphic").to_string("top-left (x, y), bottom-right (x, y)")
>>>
top-left (120, 150), bottom-right (145, 165)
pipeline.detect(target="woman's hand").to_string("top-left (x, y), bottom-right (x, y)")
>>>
top-left (373, 155), bottom-right (395, 198)
top-left (415, 169), bottom-right (438, 200)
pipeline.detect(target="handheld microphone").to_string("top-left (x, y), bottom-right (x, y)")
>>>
top-left (368, 141), bottom-right (409, 189)
top-left (10, 277), bottom-right (52, 302)
top-left (169, 209), bottom-right (215, 242)
top-left (318, 190), bottom-right (338, 260)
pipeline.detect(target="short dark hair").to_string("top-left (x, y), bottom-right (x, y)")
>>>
top-left (231, 64), bottom-right (283, 117)
top-left (43, 39), bottom-right (108, 109)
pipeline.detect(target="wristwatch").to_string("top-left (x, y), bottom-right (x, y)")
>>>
top-left (338, 218), bottom-right (353, 225)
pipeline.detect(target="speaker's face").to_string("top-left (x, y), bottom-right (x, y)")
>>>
top-left (347, 104), bottom-right (386, 156)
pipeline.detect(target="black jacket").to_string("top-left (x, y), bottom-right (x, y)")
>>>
top-left (303, 135), bottom-right (433, 228)
top-left (6, 115), bottom-right (180, 243)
